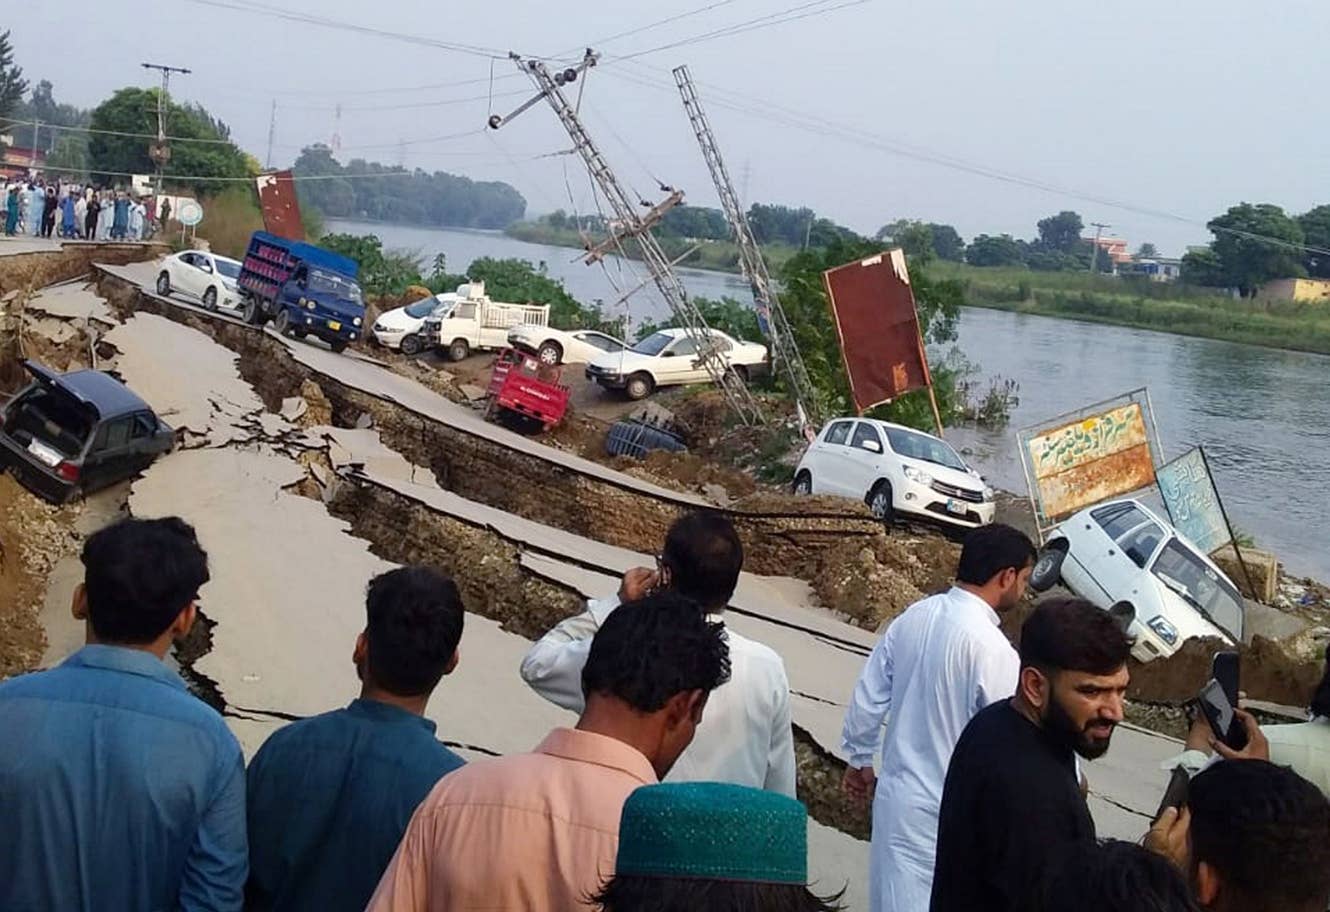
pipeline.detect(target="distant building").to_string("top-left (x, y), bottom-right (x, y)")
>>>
top-left (1256, 277), bottom-right (1330, 304)
top-left (1127, 257), bottom-right (1183, 282)
top-left (1084, 235), bottom-right (1132, 265)
top-left (0, 143), bottom-right (46, 180)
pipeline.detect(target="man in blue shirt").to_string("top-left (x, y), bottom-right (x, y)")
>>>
top-left (0, 516), bottom-right (247, 912)
top-left (244, 566), bottom-right (467, 912)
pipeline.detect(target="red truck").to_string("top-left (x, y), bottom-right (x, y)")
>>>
top-left (484, 348), bottom-right (570, 432)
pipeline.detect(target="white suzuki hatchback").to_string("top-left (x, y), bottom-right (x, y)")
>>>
top-left (1030, 498), bottom-right (1243, 661)
top-left (792, 418), bottom-right (995, 529)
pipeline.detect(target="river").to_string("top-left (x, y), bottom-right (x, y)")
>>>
top-left (331, 219), bottom-right (1330, 581)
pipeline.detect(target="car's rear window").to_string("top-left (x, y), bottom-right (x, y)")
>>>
top-left (5, 387), bottom-right (94, 458)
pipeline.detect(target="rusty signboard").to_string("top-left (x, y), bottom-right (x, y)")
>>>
top-left (822, 249), bottom-right (933, 415)
top-left (1018, 389), bottom-right (1163, 536)
top-left (255, 171), bottom-right (305, 241)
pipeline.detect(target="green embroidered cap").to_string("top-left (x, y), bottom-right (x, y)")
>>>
top-left (614, 782), bottom-right (808, 884)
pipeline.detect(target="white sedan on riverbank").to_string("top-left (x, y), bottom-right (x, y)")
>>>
top-left (1030, 498), bottom-right (1243, 661)
top-left (155, 251), bottom-right (242, 312)
top-left (584, 327), bottom-right (768, 400)
top-left (507, 324), bottom-right (626, 365)
top-left (792, 418), bottom-right (996, 529)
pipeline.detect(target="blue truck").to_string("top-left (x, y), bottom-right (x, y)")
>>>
top-left (237, 231), bottom-right (366, 354)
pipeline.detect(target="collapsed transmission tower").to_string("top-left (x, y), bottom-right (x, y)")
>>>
top-left (489, 50), bottom-right (764, 426)
top-left (673, 65), bottom-right (819, 429)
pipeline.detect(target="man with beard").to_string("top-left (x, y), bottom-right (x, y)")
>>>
top-left (929, 597), bottom-right (1132, 912)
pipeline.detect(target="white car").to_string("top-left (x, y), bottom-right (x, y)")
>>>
top-left (1030, 498), bottom-right (1243, 662)
top-left (371, 293), bottom-right (450, 354)
top-left (507, 324), bottom-right (626, 365)
top-left (793, 418), bottom-right (996, 529)
top-left (155, 251), bottom-right (242, 312)
top-left (585, 327), bottom-right (768, 400)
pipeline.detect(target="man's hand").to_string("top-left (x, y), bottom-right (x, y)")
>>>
top-left (1212, 708), bottom-right (1270, 761)
top-left (1144, 806), bottom-right (1191, 871)
top-left (1183, 711), bottom-right (1214, 753)
top-left (842, 765), bottom-right (876, 806)
top-left (618, 567), bottom-right (659, 603)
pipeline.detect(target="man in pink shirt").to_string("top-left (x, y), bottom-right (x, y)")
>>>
top-left (366, 592), bottom-right (732, 911)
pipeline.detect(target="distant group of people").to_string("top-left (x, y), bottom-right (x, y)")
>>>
top-left (3, 176), bottom-right (160, 241)
top-left (0, 510), bottom-right (1328, 911)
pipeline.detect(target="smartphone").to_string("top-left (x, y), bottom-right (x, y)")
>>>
top-left (1198, 678), bottom-right (1247, 751)
top-left (1154, 766), bottom-right (1190, 821)
top-left (1212, 651), bottom-right (1240, 710)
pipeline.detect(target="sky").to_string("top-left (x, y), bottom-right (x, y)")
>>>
top-left (6, 0), bottom-right (1329, 256)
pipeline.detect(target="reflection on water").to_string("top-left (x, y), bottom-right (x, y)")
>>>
top-left (947, 308), bottom-right (1329, 579)
top-left (331, 220), bottom-right (1328, 580)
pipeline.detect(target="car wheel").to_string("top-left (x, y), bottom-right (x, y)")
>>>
top-left (448, 339), bottom-right (470, 362)
top-left (1030, 545), bottom-right (1067, 593)
top-left (868, 482), bottom-right (895, 523)
top-left (292, 329), bottom-right (307, 339)
top-left (202, 286), bottom-right (218, 311)
top-left (156, 271), bottom-right (171, 296)
top-left (537, 341), bottom-right (562, 365)
top-left (273, 307), bottom-right (292, 337)
top-left (330, 340), bottom-right (349, 354)
top-left (731, 363), bottom-right (749, 383)
top-left (242, 295), bottom-right (262, 325)
top-left (400, 333), bottom-right (424, 356)
top-left (625, 373), bottom-right (654, 401)
top-left (792, 471), bottom-right (812, 496)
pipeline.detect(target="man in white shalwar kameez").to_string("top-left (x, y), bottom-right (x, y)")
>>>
top-left (840, 524), bottom-right (1036, 912)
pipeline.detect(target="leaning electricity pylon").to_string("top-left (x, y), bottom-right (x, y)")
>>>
top-left (673, 65), bottom-right (819, 429)
top-left (489, 50), bottom-right (764, 426)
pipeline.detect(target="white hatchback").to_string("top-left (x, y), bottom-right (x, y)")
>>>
top-left (792, 418), bottom-right (996, 529)
top-left (371, 294), bottom-right (450, 353)
top-left (156, 251), bottom-right (242, 312)
top-left (1030, 498), bottom-right (1243, 661)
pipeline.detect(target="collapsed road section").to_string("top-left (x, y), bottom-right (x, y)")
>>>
top-left (93, 261), bottom-right (885, 583)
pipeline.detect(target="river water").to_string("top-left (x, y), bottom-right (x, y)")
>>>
top-left (331, 219), bottom-right (1330, 581)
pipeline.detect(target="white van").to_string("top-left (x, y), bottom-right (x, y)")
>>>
top-left (419, 282), bottom-right (550, 361)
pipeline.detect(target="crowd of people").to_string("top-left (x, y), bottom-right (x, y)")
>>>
top-left (0, 510), bottom-right (1327, 911)
top-left (3, 175), bottom-right (159, 240)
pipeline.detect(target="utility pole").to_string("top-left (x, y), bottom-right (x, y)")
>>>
top-left (490, 50), bottom-right (763, 426)
top-left (674, 65), bottom-right (819, 428)
top-left (141, 62), bottom-right (191, 196)
top-left (265, 99), bottom-right (277, 170)
top-left (1089, 221), bottom-right (1110, 274)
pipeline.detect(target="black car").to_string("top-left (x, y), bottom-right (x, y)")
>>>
top-left (0, 361), bottom-right (175, 503)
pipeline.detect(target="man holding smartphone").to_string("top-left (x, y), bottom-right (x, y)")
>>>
top-left (519, 512), bottom-right (797, 796)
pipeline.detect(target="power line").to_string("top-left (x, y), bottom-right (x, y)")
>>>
top-left (546, 0), bottom-right (744, 61)
top-left (0, 118), bottom-right (239, 146)
top-left (178, 0), bottom-right (507, 58)
top-left (602, 65), bottom-right (1330, 260)
top-left (608, 0), bottom-right (869, 60)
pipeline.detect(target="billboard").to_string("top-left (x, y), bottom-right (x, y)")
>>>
top-left (1018, 390), bottom-right (1162, 534)
top-left (822, 249), bottom-right (931, 414)
top-left (255, 171), bottom-right (305, 241)
top-left (1157, 447), bottom-right (1230, 555)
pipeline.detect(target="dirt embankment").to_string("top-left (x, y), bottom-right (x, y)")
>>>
top-left (0, 243), bottom-right (169, 299)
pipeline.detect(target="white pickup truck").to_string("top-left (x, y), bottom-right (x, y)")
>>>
top-left (414, 282), bottom-right (550, 361)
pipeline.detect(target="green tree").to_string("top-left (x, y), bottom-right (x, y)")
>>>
top-left (1180, 247), bottom-right (1225, 287)
top-left (0, 31), bottom-right (26, 122)
top-left (966, 234), bottom-right (1025, 267)
top-left (1207, 203), bottom-right (1305, 297)
top-left (635, 296), bottom-right (762, 344)
top-left (928, 223), bottom-right (965, 261)
top-left (46, 134), bottom-right (88, 177)
top-left (319, 233), bottom-right (424, 296)
top-left (1136, 242), bottom-right (1158, 259)
top-left (875, 219), bottom-right (934, 260)
top-left (1036, 210), bottom-right (1084, 253)
top-left (1297, 205), bottom-right (1330, 278)
top-left (87, 88), bottom-right (248, 192)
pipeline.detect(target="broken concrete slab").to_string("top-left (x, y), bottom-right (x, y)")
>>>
top-left (280, 397), bottom-right (308, 421)
top-left (104, 312), bottom-right (264, 440)
top-left (26, 282), bottom-right (116, 325)
top-left (317, 427), bottom-right (441, 489)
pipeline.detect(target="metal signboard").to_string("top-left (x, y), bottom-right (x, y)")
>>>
top-left (822, 249), bottom-right (933, 415)
top-left (1018, 389), bottom-right (1163, 537)
top-left (1157, 447), bottom-right (1230, 555)
top-left (255, 170), bottom-right (305, 241)
top-left (175, 199), bottom-right (204, 227)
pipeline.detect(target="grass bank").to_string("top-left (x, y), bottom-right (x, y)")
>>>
top-left (933, 262), bottom-right (1330, 355)
top-left (504, 221), bottom-right (800, 277)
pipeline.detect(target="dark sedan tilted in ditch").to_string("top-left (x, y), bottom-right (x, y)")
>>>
top-left (0, 361), bottom-right (174, 503)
